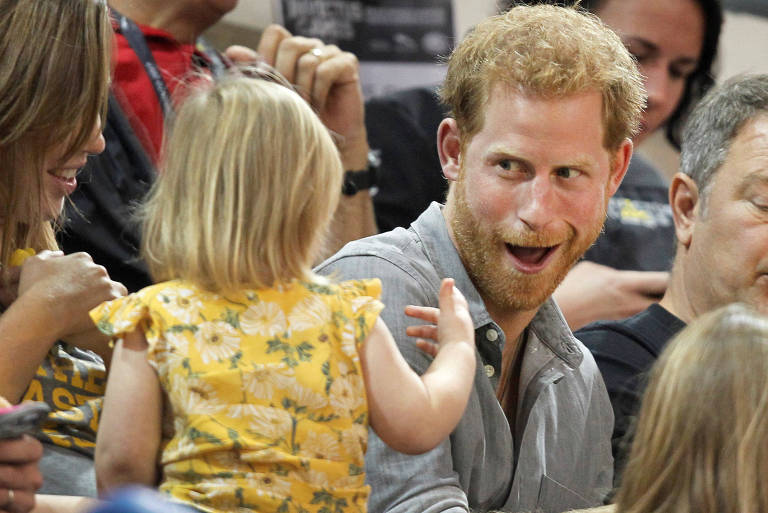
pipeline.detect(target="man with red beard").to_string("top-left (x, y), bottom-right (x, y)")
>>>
top-left (317, 5), bottom-right (644, 513)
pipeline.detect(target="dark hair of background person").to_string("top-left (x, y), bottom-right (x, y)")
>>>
top-left (499, 0), bottom-right (723, 149)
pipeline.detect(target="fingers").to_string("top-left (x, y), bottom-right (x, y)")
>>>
top-left (0, 487), bottom-right (36, 513)
top-left (0, 436), bottom-right (43, 511)
top-left (404, 305), bottom-right (439, 324)
top-left (0, 267), bottom-right (21, 285)
top-left (310, 50), bottom-right (359, 112)
top-left (29, 250), bottom-right (63, 263)
top-left (450, 281), bottom-right (469, 310)
top-left (0, 267), bottom-right (21, 308)
top-left (255, 24), bottom-right (359, 106)
top-left (224, 45), bottom-right (260, 65)
top-left (273, 36), bottom-right (324, 83)
top-left (0, 463), bottom-right (41, 493)
top-left (415, 339), bottom-right (439, 358)
top-left (294, 44), bottom-right (341, 103)
top-left (406, 324), bottom-right (438, 341)
top-left (438, 277), bottom-right (455, 310)
top-left (112, 280), bottom-right (128, 298)
top-left (0, 437), bottom-right (42, 467)
top-left (438, 278), bottom-right (469, 313)
top-left (256, 24), bottom-right (292, 66)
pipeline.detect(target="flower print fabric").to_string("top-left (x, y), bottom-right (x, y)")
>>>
top-left (91, 278), bottom-right (383, 513)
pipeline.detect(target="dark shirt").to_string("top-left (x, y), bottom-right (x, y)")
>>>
top-left (576, 304), bottom-right (686, 478)
top-left (582, 154), bottom-right (674, 272)
top-left (365, 87), bottom-right (447, 233)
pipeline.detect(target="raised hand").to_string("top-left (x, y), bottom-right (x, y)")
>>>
top-left (405, 278), bottom-right (474, 357)
top-left (0, 397), bottom-right (42, 513)
top-left (254, 24), bottom-right (368, 168)
top-left (17, 251), bottom-right (127, 341)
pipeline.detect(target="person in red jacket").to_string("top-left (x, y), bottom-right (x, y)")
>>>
top-left (62, 0), bottom-right (377, 292)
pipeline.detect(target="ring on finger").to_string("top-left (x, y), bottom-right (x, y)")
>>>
top-left (309, 47), bottom-right (323, 58)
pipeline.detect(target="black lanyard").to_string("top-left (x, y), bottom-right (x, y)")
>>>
top-left (111, 9), bottom-right (227, 119)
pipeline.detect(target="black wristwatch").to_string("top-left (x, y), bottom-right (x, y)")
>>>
top-left (342, 150), bottom-right (380, 196)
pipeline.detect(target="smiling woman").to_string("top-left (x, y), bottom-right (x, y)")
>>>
top-left (0, 0), bottom-right (127, 501)
top-left (0, 0), bottom-right (111, 261)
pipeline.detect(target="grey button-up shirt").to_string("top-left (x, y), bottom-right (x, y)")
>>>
top-left (316, 203), bottom-right (613, 513)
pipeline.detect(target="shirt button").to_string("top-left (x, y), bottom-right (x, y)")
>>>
top-left (485, 364), bottom-right (495, 377)
top-left (486, 328), bottom-right (498, 342)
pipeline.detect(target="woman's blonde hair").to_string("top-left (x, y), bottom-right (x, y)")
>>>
top-left (615, 303), bottom-right (768, 513)
top-left (0, 0), bottom-right (111, 265)
top-left (142, 73), bottom-right (343, 292)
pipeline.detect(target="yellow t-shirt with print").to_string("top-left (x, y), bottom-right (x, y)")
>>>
top-left (91, 278), bottom-right (383, 513)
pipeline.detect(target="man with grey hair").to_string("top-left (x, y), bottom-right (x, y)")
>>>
top-left (578, 73), bottom-right (768, 476)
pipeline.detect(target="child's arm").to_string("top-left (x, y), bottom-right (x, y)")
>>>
top-left (360, 278), bottom-right (475, 455)
top-left (95, 329), bottom-right (162, 494)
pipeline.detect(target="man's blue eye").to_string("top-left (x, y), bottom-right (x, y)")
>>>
top-left (556, 167), bottom-right (580, 179)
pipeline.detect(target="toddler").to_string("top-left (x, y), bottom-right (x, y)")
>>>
top-left (91, 74), bottom-right (476, 513)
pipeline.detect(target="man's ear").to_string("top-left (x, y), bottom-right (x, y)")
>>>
top-left (606, 138), bottom-right (633, 196)
top-left (669, 172), bottom-right (699, 248)
top-left (437, 118), bottom-right (461, 181)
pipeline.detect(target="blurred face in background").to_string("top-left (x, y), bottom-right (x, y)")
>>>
top-left (597, 0), bottom-right (705, 144)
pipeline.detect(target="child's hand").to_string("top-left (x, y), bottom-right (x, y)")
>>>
top-left (405, 278), bottom-right (474, 357)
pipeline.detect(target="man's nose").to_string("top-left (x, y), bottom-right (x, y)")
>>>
top-left (516, 175), bottom-right (556, 232)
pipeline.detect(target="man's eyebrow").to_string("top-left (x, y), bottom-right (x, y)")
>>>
top-left (486, 146), bottom-right (597, 169)
top-left (563, 155), bottom-right (598, 169)
top-left (738, 172), bottom-right (768, 193)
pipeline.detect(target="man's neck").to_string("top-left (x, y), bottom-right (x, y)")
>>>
top-left (486, 302), bottom-right (538, 354)
top-left (109, 0), bottom-right (225, 43)
top-left (658, 259), bottom-right (695, 324)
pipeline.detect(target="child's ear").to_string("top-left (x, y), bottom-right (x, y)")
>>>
top-left (437, 118), bottom-right (461, 181)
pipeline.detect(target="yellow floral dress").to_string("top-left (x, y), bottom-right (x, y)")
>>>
top-left (91, 278), bottom-right (383, 513)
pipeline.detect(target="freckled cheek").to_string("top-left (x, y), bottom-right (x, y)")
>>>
top-left (559, 190), bottom-right (607, 229)
top-left (464, 175), bottom-right (515, 222)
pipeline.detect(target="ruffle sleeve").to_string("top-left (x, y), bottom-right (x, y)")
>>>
top-left (338, 278), bottom-right (384, 346)
top-left (89, 289), bottom-right (168, 371)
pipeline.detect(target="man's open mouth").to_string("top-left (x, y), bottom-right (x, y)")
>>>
top-left (505, 243), bottom-right (559, 273)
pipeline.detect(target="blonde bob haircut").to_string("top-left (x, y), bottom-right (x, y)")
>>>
top-left (615, 303), bottom-right (768, 513)
top-left (439, 3), bottom-right (645, 152)
top-left (0, 0), bottom-right (111, 265)
top-left (142, 73), bottom-right (343, 292)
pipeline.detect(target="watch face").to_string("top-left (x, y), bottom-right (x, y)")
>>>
top-left (341, 151), bottom-right (379, 196)
top-left (342, 174), bottom-right (359, 196)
